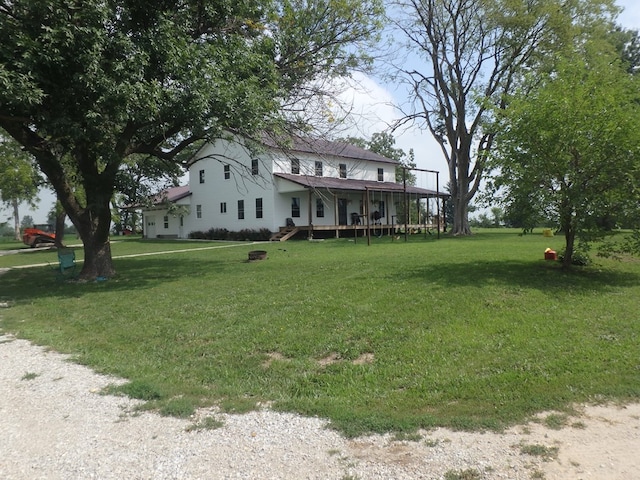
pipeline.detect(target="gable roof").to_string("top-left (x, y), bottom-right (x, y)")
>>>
top-left (123, 185), bottom-right (191, 209)
top-left (262, 135), bottom-right (399, 165)
top-left (149, 185), bottom-right (191, 205)
top-left (188, 133), bottom-right (399, 167)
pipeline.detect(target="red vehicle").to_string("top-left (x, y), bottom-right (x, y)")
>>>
top-left (22, 224), bottom-right (57, 248)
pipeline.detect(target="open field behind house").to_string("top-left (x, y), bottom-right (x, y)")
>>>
top-left (1, 230), bottom-right (639, 437)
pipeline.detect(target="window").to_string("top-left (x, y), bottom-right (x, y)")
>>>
top-left (377, 168), bottom-right (384, 182)
top-left (291, 197), bottom-right (300, 218)
top-left (251, 159), bottom-right (259, 176)
top-left (196, 205), bottom-right (202, 219)
top-left (180, 216), bottom-right (183, 227)
top-left (163, 215), bottom-right (169, 229)
top-left (237, 200), bottom-right (245, 220)
top-left (220, 202), bottom-right (227, 214)
top-left (256, 198), bottom-right (263, 218)
top-left (378, 200), bottom-right (386, 218)
top-left (339, 163), bottom-right (347, 179)
top-left (316, 198), bottom-right (324, 218)
top-left (291, 158), bottom-right (300, 174)
top-left (199, 169), bottom-right (205, 184)
top-left (224, 164), bottom-right (230, 180)
top-left (315, 161), bottom-right (323, 176)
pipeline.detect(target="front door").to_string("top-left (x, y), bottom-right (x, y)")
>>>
top-left (338, 198), bottom-right (348, 225)
top-left (145, 215), bottom-right (157, 239)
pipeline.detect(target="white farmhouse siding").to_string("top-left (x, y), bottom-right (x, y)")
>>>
top-left (141, 186), bottom-right (191, 239)
top-left (140, 134), bottom-right (447, 239)
top-left (188, 138), bottom-right (278, 233)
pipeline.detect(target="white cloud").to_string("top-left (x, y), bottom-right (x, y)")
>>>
top-left (617, 0), bottom-right (640, 30)
top-left (332, 72), bottom-right (448, 188)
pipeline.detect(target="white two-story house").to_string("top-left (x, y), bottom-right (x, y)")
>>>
top-left (141, 134), bottom-right (446, 240)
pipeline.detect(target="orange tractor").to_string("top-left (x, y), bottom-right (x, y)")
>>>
top-left (22, 224), bottom-right (57, 248)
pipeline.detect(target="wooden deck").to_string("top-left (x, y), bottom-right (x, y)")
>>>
top-left (270, 223), bottom-right (444, 241)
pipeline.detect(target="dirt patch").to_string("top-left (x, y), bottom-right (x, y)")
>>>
top-left (352, 353), bottom-right (374, 365)
top-left (261, 352), bottom-right (289, 368)
top-left (317, 352), bottom-right (341, 366)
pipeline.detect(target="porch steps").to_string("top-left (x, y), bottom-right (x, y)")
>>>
top-left (269, 227), bottom-right (300, 242)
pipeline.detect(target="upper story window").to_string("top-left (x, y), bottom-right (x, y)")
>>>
top-left (377, 168), bottom-right (384, 182)
top-left (315, 161), bottom-right (323, 176)
top-left (224, 164), bottom-right (230, 180)
top-left (251, 159), bottom-right (259, 176)
top-left (199, 169), bottom-right (205, 184)
top-left (291, 158), bottom-right (300, 174)
top-left (339, 163), bottom-right (347, 179)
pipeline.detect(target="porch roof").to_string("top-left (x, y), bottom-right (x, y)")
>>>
top-left (273, 173), bottom-right (449, 198)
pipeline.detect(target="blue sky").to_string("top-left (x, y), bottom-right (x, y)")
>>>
top-left (4, 0), bottom-right (640, 224)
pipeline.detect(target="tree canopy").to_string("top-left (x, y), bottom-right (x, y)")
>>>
top-left (0, 0), bottom-right (383, 278)
top-left (487, 38), bottom-right (640, 268)
top-left (0, 133), bottom-right (42, 240)
top-left (390, 0), bottom-right (621, 235)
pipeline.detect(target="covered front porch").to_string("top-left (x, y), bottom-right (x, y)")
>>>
top-left (271, 173), bottom-right (449, 241)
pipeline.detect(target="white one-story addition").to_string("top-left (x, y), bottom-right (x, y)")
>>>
top-left (141, 134), bottom-right (447, 240)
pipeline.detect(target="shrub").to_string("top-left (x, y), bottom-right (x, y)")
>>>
top-left (188, 230), bottom-right (207, 239)
top-left (557, 246), bottom-right (591, 266)
top-left (188, 228), bottom-right (271, 241)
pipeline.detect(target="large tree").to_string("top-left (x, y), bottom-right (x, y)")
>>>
top-left (0, 0), bottom-right (382, 279)
top-left (0, 134), bottom-right (41, 241)
top-left (487, 40), bottom-right (640, 268)
top-left (390, 0), bottom-right (620, 235)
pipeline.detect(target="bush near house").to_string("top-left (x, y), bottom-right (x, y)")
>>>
top-left (189, 228), bottom-right (272, 241)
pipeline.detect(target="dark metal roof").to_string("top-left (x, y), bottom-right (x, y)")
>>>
top-left (161, 185), bottom-right (191, 203)
top-left (123, 185), bottom-right (191, 209)
top-left (262, 135), bottom-right (399, 165)
top-left (274, 173), bottom-right (448, 198)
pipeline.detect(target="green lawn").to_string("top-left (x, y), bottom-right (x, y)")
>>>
top-left (1, 230), bottom-right (639, 436)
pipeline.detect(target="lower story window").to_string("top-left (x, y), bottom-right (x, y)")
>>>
top-left (316, 198), bottom-right (324, 218)
top-left (220, 202), bottom-right (227, 214)
top-left (238, 200), bottom-right (245, 220)
top-left (291, 197), bottom-right (300, 218)
top-left (163, 215), bottom-right (169, 229)
top-left (196, 205), bottom-right (202, 219)
top-left (256, 198), bottom-right (263, 218)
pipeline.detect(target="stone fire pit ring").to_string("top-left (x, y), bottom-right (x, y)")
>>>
top-left (248, 250), bottom-right (268, 261)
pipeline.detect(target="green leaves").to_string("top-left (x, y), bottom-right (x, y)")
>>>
top-left (489, 37), bottom-right (640, 265)
top-left (0, 134), bottom-right (42, 207)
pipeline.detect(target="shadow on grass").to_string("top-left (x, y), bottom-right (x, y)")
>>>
top-left (386, 259), bottom-right (640, 294)
top-left (0, 255), bottom-right (244, 302)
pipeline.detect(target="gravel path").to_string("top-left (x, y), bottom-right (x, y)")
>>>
top-left (1, 333), bottom-right (639, 480)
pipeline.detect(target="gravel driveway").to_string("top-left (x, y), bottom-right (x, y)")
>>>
top-left (1, 334), bottom-right (638, 480)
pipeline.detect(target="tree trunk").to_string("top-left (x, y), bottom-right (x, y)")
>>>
top-left (562, 226), bottom-right (575, 270)
top-left (451, 195), bottom-right (471, 235)
top-left (450, 172), bottom-right (473, 236)
top-left (79, 229), bottom-right (115, 279)
top-left (70, 192), bottom-right (116, 279)
top-left (11, 198), bottom-right (21, 241)
top-left (54, 211), bottom-right (66, 249)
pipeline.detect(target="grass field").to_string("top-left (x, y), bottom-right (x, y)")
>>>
top-left (1, 230), bottom-right (639, 437)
